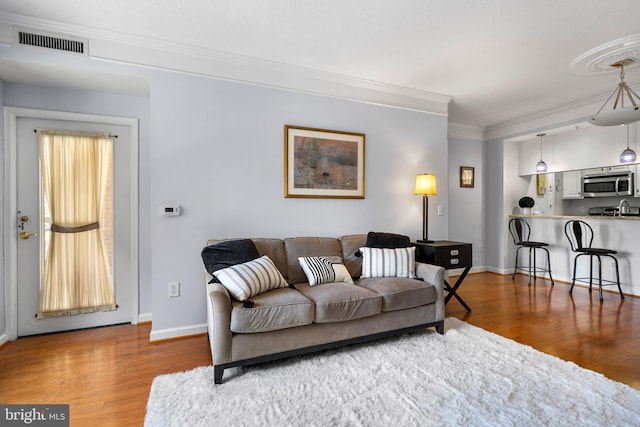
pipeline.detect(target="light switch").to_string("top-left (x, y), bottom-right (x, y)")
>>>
top-left (437, 205), bottom-right (444, 216)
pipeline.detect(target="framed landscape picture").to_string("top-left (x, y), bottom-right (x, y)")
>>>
top-left (460, 166), bottom-right (474, 188)
top-left (284, 125), bottom-right (365, 198)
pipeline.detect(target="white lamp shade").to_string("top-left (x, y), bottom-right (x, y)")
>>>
top-left (415, 174), bottom-right (437, 195)
top-left (590, 106), bottom-right (640, 126)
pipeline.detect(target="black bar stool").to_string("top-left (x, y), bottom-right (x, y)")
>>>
top-left (508, 218), bottom-right (554, 285)
top-left (564, 220), bottom-right (624, 302)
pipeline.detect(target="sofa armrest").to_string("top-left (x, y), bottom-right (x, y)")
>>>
top-left (206, 280), bottom-right (233, 365)
top-left (415, 262), bottom-right (445, 322)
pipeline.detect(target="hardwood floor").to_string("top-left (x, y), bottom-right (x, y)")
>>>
top-left (0, 321), bottom-right (211, 426)
top-left (1, 272), bottom-right (638, 425)
top-left (446, 272), bottom-right (640, 390)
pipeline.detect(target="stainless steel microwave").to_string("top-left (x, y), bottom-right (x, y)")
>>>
top-left (582, 171), bottom-right (634, 197)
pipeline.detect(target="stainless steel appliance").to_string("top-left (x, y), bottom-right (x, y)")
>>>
top-left (582, 171), bottom-right (633, 197)
top-left (588, 206), bottom-right (640, 216)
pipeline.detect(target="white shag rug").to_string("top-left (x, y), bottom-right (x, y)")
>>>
top-left (145, 318), bottom-right (640, 426)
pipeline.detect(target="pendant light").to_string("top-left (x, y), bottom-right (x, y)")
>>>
top-left (535, 133), bottom-right (548, 172)
top-left (619, 124), bottom-right (637, 163)
top-left (590, 58), bottom-right (640, 126)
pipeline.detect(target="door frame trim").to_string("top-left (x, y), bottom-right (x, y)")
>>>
top-left (3, 107), bottom-right (139, 340)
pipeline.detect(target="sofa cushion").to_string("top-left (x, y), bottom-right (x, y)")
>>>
top-left (359, 246), bottom-right (416, 278)
top-left (284, 237), bottom-right (343, 284)
top-left (230, 288), bottom-right (314, 333)
top-left (201, 239), bottom-right (260, 282)
top-left (358, 277), bottom-right (436, 312)
top-left (251, 238), bottom-right (288, 280)
top-left (295, 282), bottom-right (382, 323)
top-left (214, 255), bottom-right (288, 301)
top-left (340, 234), bottom-right (367, 278)
top-left (298, 256), bottom-right (354, 286)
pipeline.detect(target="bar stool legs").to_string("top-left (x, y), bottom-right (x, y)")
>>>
top-left (565, 220), bottom-right (625, 303)
top-left (519, 245), bottom-right (554, 285)
top-left (569, 253), bottom-right (624, 302)
top-left (509, 218), bottom-right (554, 286)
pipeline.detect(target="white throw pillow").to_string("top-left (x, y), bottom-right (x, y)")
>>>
top-left (359, 246), bottom-right (416, 278)
top-left (213, 255), bottom-right (288, 301)
top-left (298, 256), bottom-right (354, 286)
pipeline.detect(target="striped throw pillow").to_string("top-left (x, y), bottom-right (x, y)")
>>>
top-left (359, 246), bottom-right (416, 278)
top-left (213, 255), bottom-right (288, 301)
top-left (298, 256), bottom-right (354, 286)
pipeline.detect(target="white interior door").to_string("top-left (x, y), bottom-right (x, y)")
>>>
top-left (16, 117), bottom-right (133, 336)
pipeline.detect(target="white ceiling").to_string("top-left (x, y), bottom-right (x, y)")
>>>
top-left (1, 0), bottom-right (640, 130)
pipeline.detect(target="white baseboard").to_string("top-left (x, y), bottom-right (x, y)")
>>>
top-left (486, 266), bottom-right (511, 275)
top-left (138, 312), bottom-right (152, 323)
top-left (447, 266), bottom-right (487, 276)
top-left (0, 333), bottom-right (8, 347)
top-left (469, 266), bottom-right (486, 275)
top-left (149, 323), bottom-right (207, 343)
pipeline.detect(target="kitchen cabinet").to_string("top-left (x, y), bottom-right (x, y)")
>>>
top-left (583, 165), bottom-right (633, 176)
top-left (635, 165), bottom-right (640, 198)
top-left (562, 170), bottom-right (583, 199)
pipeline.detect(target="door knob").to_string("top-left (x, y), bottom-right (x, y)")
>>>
top-left (19, 231), bottom-right (37, 240)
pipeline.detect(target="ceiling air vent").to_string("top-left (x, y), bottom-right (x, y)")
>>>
top-left (16, 29), bottom-right (87, 55)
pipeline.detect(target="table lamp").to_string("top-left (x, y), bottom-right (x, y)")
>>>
top-left (415, 173), bottom-right (437, 242)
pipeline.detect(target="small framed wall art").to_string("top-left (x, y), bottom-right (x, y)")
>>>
top-left (460, 166), bottom-right (475, 188)
top-left (284, 125), bottom-right (366, 198)
top-left (536, 173), bottom-right (547, 195)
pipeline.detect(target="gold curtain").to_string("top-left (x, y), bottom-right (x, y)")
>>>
top-left (37, 130), bottom-right (116, 318)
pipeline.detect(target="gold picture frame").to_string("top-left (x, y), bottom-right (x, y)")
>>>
top-left (284, 125), bottom-right (365, 198)
top-left (460, 166), bottom-right (474, 188)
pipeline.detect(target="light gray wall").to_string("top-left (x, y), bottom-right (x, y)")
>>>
top-left (0, 79), bottom-right (5, 336)
top-left (485, 138), bottom-right (506, 273)
top-left (448, 138), bottom-right (485, 269)
top-left (0, 61), bottom-right (454, 340)
top-left (146, 70), bottom-right (449, 334)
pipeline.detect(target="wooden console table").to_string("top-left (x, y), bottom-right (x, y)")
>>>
top-left (414, 240), bottom-right (473, 312)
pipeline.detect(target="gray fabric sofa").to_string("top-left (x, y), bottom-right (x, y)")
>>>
top-left (205, 234), bottom-right (445, 384)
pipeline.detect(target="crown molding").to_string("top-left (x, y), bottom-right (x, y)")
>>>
top-left (0, 12), bottom-right (451, 115)
top-left (448, 122), bottom-right (485, 142)
top-left (485, 83), bottom-right (640, 141)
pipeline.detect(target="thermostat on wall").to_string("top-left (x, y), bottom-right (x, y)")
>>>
top-left (160, 205), bottom-right (180, 216)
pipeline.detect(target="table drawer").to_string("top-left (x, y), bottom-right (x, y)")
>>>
top-left (415, 242), bottom-right (472, 270)
top-left (433, 245), bottom-right (472, 268)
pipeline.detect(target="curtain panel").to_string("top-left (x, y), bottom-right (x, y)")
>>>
top-left (37, 130), bottom-right (116, 318)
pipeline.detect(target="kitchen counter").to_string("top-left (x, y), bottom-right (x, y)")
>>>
top-left (510, 213), bottom-right (640, 220)
top-left (506, 214), bottom-right (639, 297)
